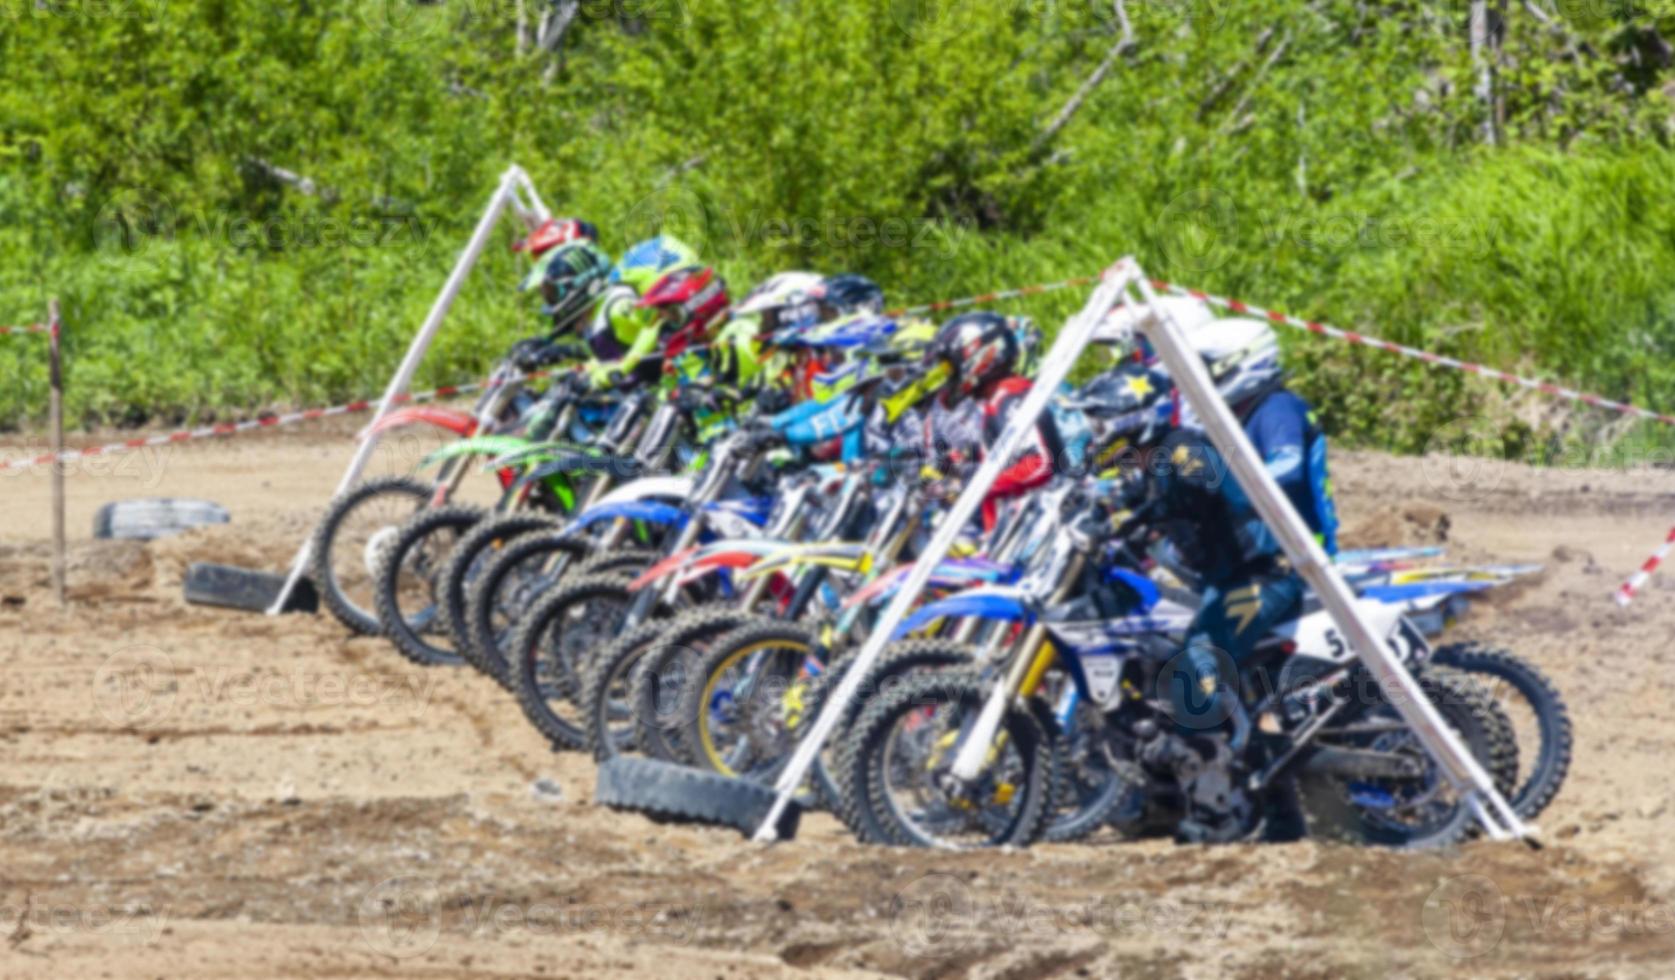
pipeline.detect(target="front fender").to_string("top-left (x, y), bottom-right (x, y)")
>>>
top-left (363, 407), bottom-right (478, 440)
top-left (418, 434), bottom-right (534, 471)
top-left (568, 500), bottom-right (689, 535)
top-left (891, 586), bottom-right (1036, 641)
top-left (506, 453), bottom-right (645, 499)
top-left (596, 476), bottom-right (695, 506)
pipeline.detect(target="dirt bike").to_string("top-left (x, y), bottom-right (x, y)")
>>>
top-left (837, 486), bottom-right (1520, 850)
top-left (308, 346), bottom-right (580, 635)
top-left (370, 375), bottom-right (687, 670)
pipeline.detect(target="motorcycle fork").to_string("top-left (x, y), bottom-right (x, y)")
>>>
top-left (948, 551), bottom-right (1084, 782)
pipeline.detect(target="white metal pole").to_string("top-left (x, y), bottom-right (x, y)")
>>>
top-left (508, 165), bottom-right (552, 226)
top-left (751, 261), bottom-right (1138, 841)
top-left (1128, 274), bottom-right (1530, 841)
top-left (266, 167), bottom-right (524, 614)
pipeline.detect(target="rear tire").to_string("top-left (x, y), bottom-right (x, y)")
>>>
top-left (311, 476), bottom-right (431, 635)
top-left (1296, 667), bottom-right (1518, 848)
top-left (1431, 643), bottom-right (1570, 819)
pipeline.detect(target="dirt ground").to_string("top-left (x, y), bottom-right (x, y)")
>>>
top-left (4, 419), bottom-right (1675, 979)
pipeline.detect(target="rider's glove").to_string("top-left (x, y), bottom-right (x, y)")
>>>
top-left (585, 360), bottom-right (616, 390)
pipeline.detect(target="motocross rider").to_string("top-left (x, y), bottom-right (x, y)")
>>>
top-left (1136, 315), bottom-right (1341, 735)
top-left (580, 235), bottom-right (702, 388)
top-left (868, 311), bottom-right (1062, 528)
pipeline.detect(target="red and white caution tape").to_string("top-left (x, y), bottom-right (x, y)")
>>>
top-left (0, 376), bottom-right (506, 474)
top-left (1151, 279), bottom-right (1675, 428)
top-left (1616, 526), bottom-right (1675, 607)
top-left (0, 322), bottom-right (52, 336)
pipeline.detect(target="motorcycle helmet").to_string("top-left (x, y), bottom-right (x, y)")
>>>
top-left (611, 235), bottom-right (700, 294)
top-left (637, 265), bottom-right (730, 356)
top-left (735, 271), bottom-right (827, 337)
top-left (819, 273), bottom-right (886, 317)
top-left (519, 240), bottom-right (614, 330)
top-left (1186, 317), bottom-right (1283, 409)
top-left (1094, 295), bottom-right (1216, 356)
top-left (513, 217), bottom-right (599, 257)
top-left (926, 311), bottom-right (1021, 404)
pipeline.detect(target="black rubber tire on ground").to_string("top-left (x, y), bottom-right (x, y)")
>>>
top-left (507, 573), bottom-right (652, 751)
top-left (436, 512), bottom-right (560, 676)
top-left (310, 476), bottom-right (432, 635)
top-left (372, 505), bottom-right (487, 667)
top-left (594, 756), bottom-right (801, 840)
top-left (581, 603), bottom-right (756, 762)
top-left (94, 498), bottom-right (230, 540)
top-left (789, 638), bottom-right (977, 816)
top-left (840, 670), bottom-right (1054, 849)
top-left (462, 531), bottom-right (592, 689)
top-left (1296, 666), bottom-right (1519, 849)
top-left (1430, 642), bottom-right (1571, 819)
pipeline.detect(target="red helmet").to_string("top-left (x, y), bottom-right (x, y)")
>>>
top-left (514, 218), bottom-right (599, 257)
top-left (638, 266), bottom-right (730, 353)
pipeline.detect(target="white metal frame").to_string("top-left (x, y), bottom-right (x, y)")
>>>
top-left (267, 165), bottom-right (552, 614)
top-left (753, 256), bottom-right (1534, 844)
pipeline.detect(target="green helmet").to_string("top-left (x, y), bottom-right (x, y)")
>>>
top-left (521, 241), bottom-right (614, 331)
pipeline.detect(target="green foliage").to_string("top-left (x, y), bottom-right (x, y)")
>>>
top-left (3, 0), bottom-right (1674, 467)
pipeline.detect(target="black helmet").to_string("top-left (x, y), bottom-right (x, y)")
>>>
top-left (820, 273), bottom-right (885, 318)
top-left (520, 240), bottom-right (614, 331)
top-left (927, 311), bottom-right (1019, 402)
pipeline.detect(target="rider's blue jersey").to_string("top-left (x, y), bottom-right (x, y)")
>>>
top-left (1223, 389), bottom-right (1339, 558)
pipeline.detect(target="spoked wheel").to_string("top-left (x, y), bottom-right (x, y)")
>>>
top-left (508, 574), bottom-right (647, 751)
top-left (372, 505), bottom-right (486, 666)
top-left (437, 513), bottom-right (560, 676)
top-left (581, 603), bottom-right (755, 762)
top-left (793, 639), bottom-right (975, 816)
top-left (1296, 666), bottom-right (1519, 848)
top-left (463, 532), bottom-right (591, 688)
top-left (1430, 642), bottom-right (1571, 818)
top-left (841, 671), bottom-right (1053, 849)
top-left (1042, 694), bottom-right (1129, 843)
top-left (681, 622), bottom-right (817, 783)
top-left (310, 476), bottom-right (431, 635)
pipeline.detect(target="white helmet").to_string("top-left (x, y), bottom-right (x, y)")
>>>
top-left (735, 271), bottom-right (826, 333)
top-left (1185, 317), bottom-right (1283, 407)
